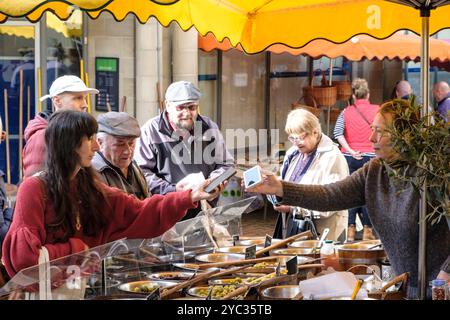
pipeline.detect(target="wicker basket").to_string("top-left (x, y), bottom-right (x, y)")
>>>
top-left (291, 101), bottom-right (321, 118)
top-left (302, 72), bottom-right (337, 107)
top-left (332, 79), bottom-right (352, 101)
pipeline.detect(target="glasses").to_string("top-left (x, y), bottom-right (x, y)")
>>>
top-left (175, 104), bottom-right (198, 112)
top-left (288, 133), bottom-right (309, 143)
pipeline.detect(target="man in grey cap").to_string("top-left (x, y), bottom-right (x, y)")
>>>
top-left (135, 81), bottom-right (234, 219)
top-left (93, 112), bottom-right (149, 199)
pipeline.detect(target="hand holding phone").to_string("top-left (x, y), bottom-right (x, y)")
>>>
top-left (204, 167), bottom-right (237, 193)
top-left (243, 165), bottom-right (263, 189)
top-left (242, 166), bottom-right (284, 197)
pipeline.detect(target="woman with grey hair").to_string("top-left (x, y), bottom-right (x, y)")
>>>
top-left (333, 78), bottom-right (379, 242)
top-left (271, 108), bottom-right (349, 241)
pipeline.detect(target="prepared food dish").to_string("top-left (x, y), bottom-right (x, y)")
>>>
top-left (132, 284), bottom-right (159, 294)
top-left (209, 277), bottom-right (244, 285)
top-left (148, 271), bottom-right (195, 281)
top-left (245, 271), bottom-right (287, 284)
top-left (189, 285), bottom-right (238, 299)
top-left (253, 261), bottom-right (278, 268)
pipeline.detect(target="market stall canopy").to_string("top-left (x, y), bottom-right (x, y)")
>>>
top-left (199, 32), bottom-right (450, 62)
top-left (0, 9), bottom-right (82, 39)
top-left (0, 0), bottom-right (449, 54)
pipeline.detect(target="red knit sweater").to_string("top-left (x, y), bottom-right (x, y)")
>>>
top-left (1, 177), bottom-right (196, 277)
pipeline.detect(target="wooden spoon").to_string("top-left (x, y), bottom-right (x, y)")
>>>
top-left (255, 230), bottom-right (313, 257)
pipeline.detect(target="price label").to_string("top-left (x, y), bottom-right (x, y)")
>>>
top-left (286, 257), bottom-right (298, 275)
top-left (146, 287), bottom-right (161, 300)
top-left (263, 234), bottom-right (272, 257)
top-left (232, 234), bottom-right (240, 246)
top-left (245, 245), bottom-right (256, 260)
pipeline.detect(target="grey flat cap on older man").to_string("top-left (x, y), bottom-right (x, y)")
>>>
top-left (92, 111), bottom-right (149, 199)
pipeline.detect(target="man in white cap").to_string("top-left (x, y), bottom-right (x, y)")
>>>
top-left (22, 75), bottom-right (98, 177)
top-left (93, 112), bottom-right (149, 199)
top-left (135, 81), bottom-right (234, 220)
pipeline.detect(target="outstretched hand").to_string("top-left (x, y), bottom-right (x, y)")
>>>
top-left (190, 179), bottom-right (227, 203)
top-left (243, 171), bottom-right (284, 197)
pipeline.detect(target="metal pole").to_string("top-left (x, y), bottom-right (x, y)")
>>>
top-left (418, 11), bottom-right (430, 301)
top-left (265, 52), bottom-right (271, 157)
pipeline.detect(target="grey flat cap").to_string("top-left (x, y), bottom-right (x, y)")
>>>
top-left (165, 81), bottom-right (201, 107)
top-left (97, 112), bottom-right (141, 138)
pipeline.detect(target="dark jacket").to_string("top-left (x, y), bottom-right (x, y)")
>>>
top-left (134, 112), bottom-right (234, 195)
top-left (92, 152), bottom-right (149, 200)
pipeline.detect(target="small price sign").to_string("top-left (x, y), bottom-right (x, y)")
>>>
top-left (232, 234), bottom-right (240, 246)
top-left (263, 234), bottom-right (272, 257)
top-left (286, 257), bottom-right (298, 275)
top-left (245, 245), bottom-right (256, 260)
top-left (146, 287), bottom-right (161, 300)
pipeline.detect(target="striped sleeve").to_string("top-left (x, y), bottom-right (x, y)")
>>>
top-left (333, 110), bottom-right (345, 139)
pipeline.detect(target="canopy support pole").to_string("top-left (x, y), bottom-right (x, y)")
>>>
top-left (418, 8), bottom-right (430, 301)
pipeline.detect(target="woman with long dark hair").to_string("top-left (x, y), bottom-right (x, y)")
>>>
top-left (2, 110), bottom-right (223, 277)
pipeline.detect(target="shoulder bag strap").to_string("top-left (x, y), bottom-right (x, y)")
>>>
top-left (352, 104), bottom-right (371, 126)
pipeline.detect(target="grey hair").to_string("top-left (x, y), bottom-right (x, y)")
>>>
top-left (285, 108), bottom-right (322, 135)
top-left (352, 78), bottom-right (370, 99)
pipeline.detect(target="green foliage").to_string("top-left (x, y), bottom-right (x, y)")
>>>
top-left (382, 99), bottom-right (450, 226)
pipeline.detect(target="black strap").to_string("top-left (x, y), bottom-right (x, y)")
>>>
top-left (352, 104), bottom-right (371, 126)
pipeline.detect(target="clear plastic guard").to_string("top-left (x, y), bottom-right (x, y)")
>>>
top-left (0, 197), bottom-right (257, 300)
top-left (0, 238), bottom-right (130, 299)
top-left (158, 196), bottom-right (257, 249)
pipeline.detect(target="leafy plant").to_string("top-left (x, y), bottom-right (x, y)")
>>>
top-left (382, 98), bottom-right (449, 226)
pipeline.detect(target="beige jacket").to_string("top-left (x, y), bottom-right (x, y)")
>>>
top-left (282, 134), bottom-right (349, 240)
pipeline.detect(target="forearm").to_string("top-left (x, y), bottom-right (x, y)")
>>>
top-left (336, 136), bottom-right (354, 153)
top-left (280, 178), bottom-right (365, 212)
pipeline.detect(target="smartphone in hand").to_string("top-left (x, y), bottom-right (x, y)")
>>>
top-left (204, 167), bottom-right (237, 193)
top-left (243, 165), bottom-right (263, 189)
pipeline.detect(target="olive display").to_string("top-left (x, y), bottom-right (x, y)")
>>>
top-left (132, 284), bottom-right (159, 293)
top-left (196, 285), bottom-right (238, 298)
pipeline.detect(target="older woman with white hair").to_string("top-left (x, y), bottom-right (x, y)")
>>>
top-left (271, 108), bottom-right (349, 241)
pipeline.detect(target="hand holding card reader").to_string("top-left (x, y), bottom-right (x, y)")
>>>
top-left (243, 165), bottom-right (263, 189)
top-left (204, 167), bottom-right (237, 193)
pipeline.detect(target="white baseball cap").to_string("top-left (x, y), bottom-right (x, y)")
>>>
top-left (40, 75), bottom-right (99, 101)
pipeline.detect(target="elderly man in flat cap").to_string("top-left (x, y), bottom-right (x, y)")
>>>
top-left (135, 81), bottom-right (234, 219)
top-left (93, 112), bottom-right (149, 199)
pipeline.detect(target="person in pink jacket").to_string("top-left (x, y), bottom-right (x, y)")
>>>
top-left (23, 75), bottom-right (98, 177)
top-left (2, 110), bottom-right (223, 277)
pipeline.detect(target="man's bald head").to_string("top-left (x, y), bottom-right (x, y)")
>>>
top-left (432, 81), bottom-right (450, 102)
top-left (396, 80), bottom-right (412, 99)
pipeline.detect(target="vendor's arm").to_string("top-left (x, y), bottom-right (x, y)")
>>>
top-left (1, 178), bottom-right (87, 277)
top-left (247, 162), bottom-right (368, 212)
top-left (279, 169), bottom-right (366, 212)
